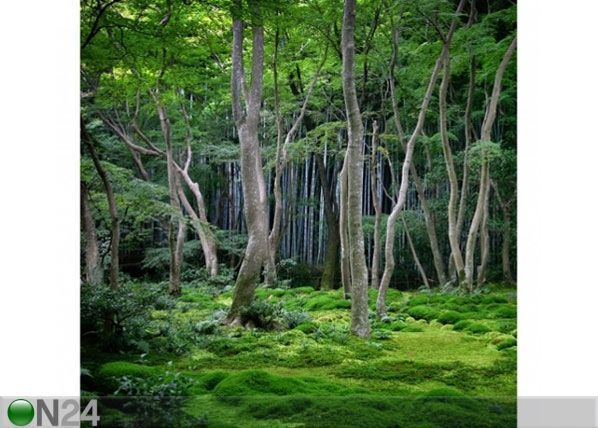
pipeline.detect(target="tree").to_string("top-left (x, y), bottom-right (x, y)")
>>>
top-left (226, 0), bottom-right (270, 325)
top-left (376, 0), bottom-right (465, 317)
top-left (341, 0), bottom-right (370, 337)
top-left (81, 181), bottom-right (102, 286)
top-left (464, 37), bottom-right (516, 290)
top-left (82, 116), bottom-right (120, 290)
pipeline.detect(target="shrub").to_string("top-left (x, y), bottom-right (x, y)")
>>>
top-left (372, 329), bottom-right (392, 340)
top-left (113, 368), bottom-right (193, 427)
top-left (81, 282), bottom-right (166, 352)
top-left (283, 310), bottom-right (311, 329)
top-left (314, 324), bottom-right (349, 344)
top-left (437, 310), bottom-right (465, 325)
top-left (295, 321), bottom-right (319, 334)
top-left (241, 300), bottom-right (285, 330)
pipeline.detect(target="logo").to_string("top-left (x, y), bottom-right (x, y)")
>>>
top-left (2, 397), bottom-right (99, 427)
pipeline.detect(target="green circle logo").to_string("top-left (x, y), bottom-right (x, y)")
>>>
top-left (7, 399), bottom-right (34, 426)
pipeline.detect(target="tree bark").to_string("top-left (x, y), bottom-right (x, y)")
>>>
top-left (316, 154), bottom-right (340, 290)
top-left (82, 116), bottom-right (120, 290)
top-left (369, 120), bottom-right (382, 289)
top-left (342, 0), bottom-right (370, 337)
top-left (464, 37), bottom-right (516, 290)
top-left (439, 39), bottom-right (466, 287)
top-left (154, 97), bottom-right (185, 295)
top-left (402, 215), bottom-right (430, 289)
top-left (226, 1), bottom-right (270, 325)
top-left (338, 157), bottom-right (351, 298)
top-left (81, 181), bottom-right (103, 286)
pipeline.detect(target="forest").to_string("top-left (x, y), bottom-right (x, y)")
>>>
top-left (80, 0), bottom-right (517, 426)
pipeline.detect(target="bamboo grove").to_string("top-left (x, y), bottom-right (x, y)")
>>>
top-left (81, 0), bottom-right (516, 338)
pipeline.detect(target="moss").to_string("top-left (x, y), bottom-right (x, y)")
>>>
top-left (437, 310), bottom-right (465, 325)
top-left (496, 320), bottom-right (517, 334)
top-left (491, 304), bottom-right (517, 319)
top-left (496, 338), bottom-right (517, 351)
top-left (401, 324), bottom-right (424, 332)
top-left (453, 320), bottom-right (472, 331)
top-left (408, 295), bottom-right (431, 306)
top-left (295, 321), bottom-right (318, 334)
top-left (407, 305), bottom-right (440, 321)
top-left (465, 322), bottom-right (491, 334)
top-left (98, 361), bottom-right (160, 379)
top-left (482, 295), bottom-right (508, 304)
top-left (197, 370), bottom-right (230, 391)
top-left (420, 387), bottom-right (465, 397)
top-left (304, 293), bottom-right (351, 310)
top-left (213, 370), bottom-right (354, 403)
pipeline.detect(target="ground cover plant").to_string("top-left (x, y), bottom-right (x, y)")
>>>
top-left (82, 281), bottom-right (516, 427)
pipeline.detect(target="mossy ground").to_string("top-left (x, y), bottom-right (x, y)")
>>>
top-left (82, 283), bottom-right (516, 427)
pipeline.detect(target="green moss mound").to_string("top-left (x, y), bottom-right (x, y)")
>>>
top-left (304, 293), bottom-right (351, 310)
top-left (437, 310), bottom-right (465, 325)
top-left (407, 305), bottom-right (439, 321)
top-left (213, 370), bottom-right (353, 403)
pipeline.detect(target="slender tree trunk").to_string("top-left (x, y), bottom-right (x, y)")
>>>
top-left (369, 121), bottom-right (382, 289)
top-left (388, 25), bottom-right (447, 286)
top-left (342, 0), bottom-right (369, 337)
top-left (316, 154), bottom-right (340, 290)
top-left (177, 106), bottom-right (219, 276)
top-left (402, 215), bottom-right (429, 289)
top-left (465, 37), bottom-right (516, 290)
top-left (81, 181), bottom-right (102, 286)
top-left (226, 2), bottom-right (270, 325)
top-left (377, 0), bottom-right (465, 317)
top-left (154, 99), bottom-right (185, 295)
top-left (439, 42), bottom-right (466, 287)
top-left (502, 205), bottom-right (513, 283)
top-left (267, 37), bottom-right (326, 285)
top-left (338, 158), bottom-right (352, 298)
top-left (82, 117), bottom-right (120, 290)
top-left (477, 179), bottom-right (491, 286)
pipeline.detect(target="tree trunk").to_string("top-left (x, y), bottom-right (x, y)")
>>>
top-left (82, 116), bottom-right (120, 290)
top-left (439, 42), bottom-right (466, 287)
top-left (377, 0), bottom-right (465, 317)
top-left (316, 154), bottom-right (340, 290)
top-left (338, 156), bottom-right (351, 298)
top-left (402, 215), bottom-right (429, 289)
top-left (226, 2), bottom-right (270, 325)
top-left (267, 35), bottom-right (326, 285)
top-left (388, 24), bottom-right (447, 287)
top-left (502, 205), bottom-right (513, 283)
top-left (464, 37), bottom-right (516, 290)
top-left (154, 99), bottom-right (185, 296)
top-left (81, 181), bottom-right (102, 286)
top-left (477, 179), bottom-right (491, 286)
top-left (369, 121), bottom-right (382, 289)
top-left (342, 0), bottom-right (370, 337)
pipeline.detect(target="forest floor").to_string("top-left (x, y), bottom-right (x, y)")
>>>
top-left (82, 282), bottom-right (516, 427)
